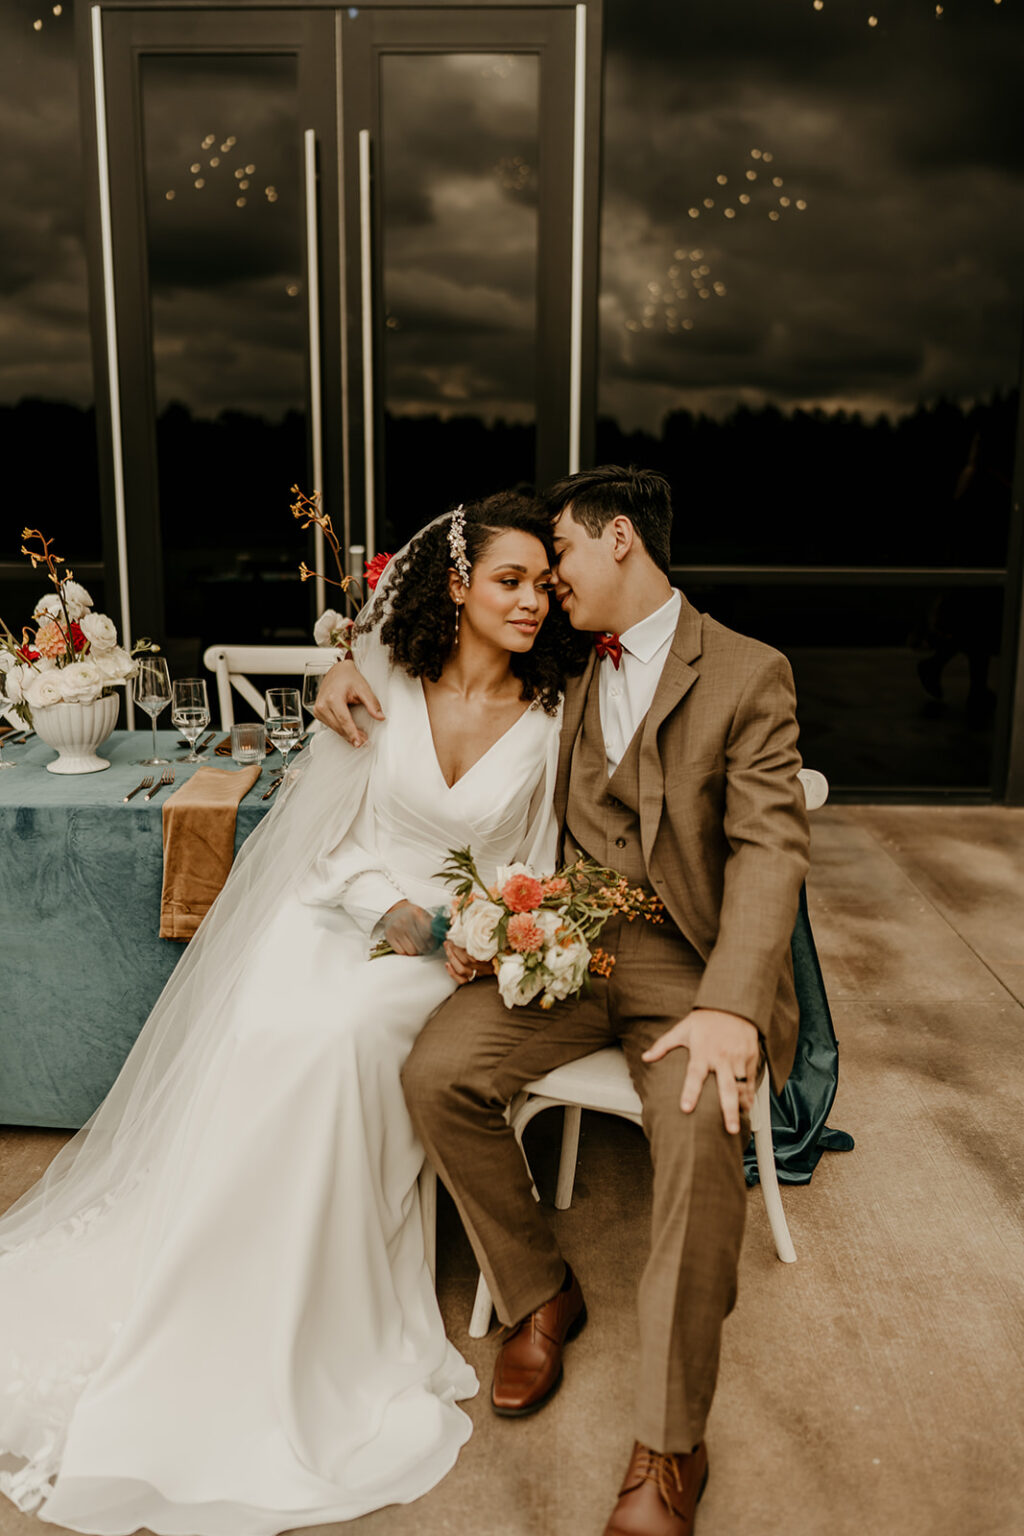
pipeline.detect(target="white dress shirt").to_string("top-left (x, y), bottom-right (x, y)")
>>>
top-left (598, 589), bottom-right (681, 773)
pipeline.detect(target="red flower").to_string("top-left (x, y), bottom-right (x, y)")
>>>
top-left (17, 644), bottom-right (39, 662)
top-left (501, 872), bottom-right (544, 913)
top-left (364, 552), bottom-right (393, 591)
top-left (70, 621), bottom-right (86, 652)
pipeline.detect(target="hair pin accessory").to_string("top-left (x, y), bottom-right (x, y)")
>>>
top-left (447, 504), bottom-right (471, 587)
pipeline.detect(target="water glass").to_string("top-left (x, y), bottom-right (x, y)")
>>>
top-left (230, 722), bottom-right (265, 766)
top-left (264, 687), bottom-right (303, 777)
top-left (302, 661), bottom-right (335, 719)
top-left (171, 677), bottom-right (211, 763)
top-left (133, 655), bottom-right (172, 765)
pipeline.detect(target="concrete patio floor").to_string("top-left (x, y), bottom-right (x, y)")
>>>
top-left (2, 804), bottom-right (1022, 1536)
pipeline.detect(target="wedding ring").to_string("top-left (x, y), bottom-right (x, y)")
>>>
top-left (734, 1075), bottom-right (748, 1083)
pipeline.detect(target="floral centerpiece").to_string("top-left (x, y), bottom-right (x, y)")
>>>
top-left (0, 530), bottom-right (152, 727)
top-left (290, 486), bottom-right (392, 654)
top-left (375, 847), bottom-right (665, 1011)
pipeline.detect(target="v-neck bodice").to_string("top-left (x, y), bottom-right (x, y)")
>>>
top-left (366, 668), bottom-right (561, 905)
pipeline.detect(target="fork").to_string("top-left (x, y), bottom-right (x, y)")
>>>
top-left (143, 769), bottom-right (175, 802)
top-left (123, 775), bottom-right (154, 803)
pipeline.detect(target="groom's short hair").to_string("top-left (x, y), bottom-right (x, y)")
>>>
top-left (544, 465), bottom-right (673, 575)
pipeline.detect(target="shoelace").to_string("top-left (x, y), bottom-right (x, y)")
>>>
top-left (632, 1447), bottom-right (684, 1513)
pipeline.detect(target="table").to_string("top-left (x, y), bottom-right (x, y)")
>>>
top-left (0, 729), bottom-right (851, 1183)
top-left (0, 730), bottom-right (274, 1128)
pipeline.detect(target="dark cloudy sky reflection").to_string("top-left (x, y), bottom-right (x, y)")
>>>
top-left (0, 0), bottom-right (1022, 432)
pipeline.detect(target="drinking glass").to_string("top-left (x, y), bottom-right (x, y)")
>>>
top-left (132, 656), bottom-right (172, 765)
top-left (264, 687), bottom-right (303, 777)
top-left (230, 722), bottom-right (265, 766)
top-left (301, 660), bottom-right (334, 721)
top-left (171, 677), bottom-right (211, 763)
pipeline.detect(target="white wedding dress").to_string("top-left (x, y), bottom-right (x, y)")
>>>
top-left (0, 659), bottom-right (560, 1536)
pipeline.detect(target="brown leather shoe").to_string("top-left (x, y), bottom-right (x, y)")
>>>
top-left (490, 1266), bottom-right (586, 1417)
top-left (602, 1441), bottom-right (709, 1535)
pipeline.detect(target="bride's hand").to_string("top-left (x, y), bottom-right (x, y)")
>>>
top-left (381, 900), bottom-right (436, 955)
top-left (313, 660), bottom-right (385, 747)
top-left (444, 941), bottom-right (492, 986)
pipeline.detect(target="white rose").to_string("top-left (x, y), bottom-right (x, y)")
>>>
top-left (3, 664), bottom-right (30, 703)
top-left (446, 898), bottom-right (504, 962)
top-left (541, 940), bottom-right (590, 1001)
top-left (93, 646), bottom-right (135, 683)
top-left (494, 860), bottom-right (536, 890)
top-left (0, 651), bottom-right (15, 674)
top-left (313, 609), bottom-right (353, 648)
top-left (80, 611), bottom-right (118, 652)
top-left (54, 660), bottom-right (104, 702)
top-left (62, 582), bottom-right (94, 620)
top-left (496, 954), bottom-right (545, 1010)
top-left (32, 592), bottom-right (64, 620)
top-left (25, 672), bottom-right (65, 708)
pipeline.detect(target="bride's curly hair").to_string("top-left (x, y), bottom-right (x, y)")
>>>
top-left (361, 491), bottom-right (590, 713)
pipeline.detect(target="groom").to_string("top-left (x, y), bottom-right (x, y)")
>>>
top-left (316, 466), bottom-right (809, 1535)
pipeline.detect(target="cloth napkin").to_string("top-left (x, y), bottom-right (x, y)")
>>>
top-left (159, 765), bottom-right (262, 941)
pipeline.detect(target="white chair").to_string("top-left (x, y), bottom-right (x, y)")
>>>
top-left (422, 766), bottom-right (829, 1336)
top-left (202, 644), bottom-right (333, 729)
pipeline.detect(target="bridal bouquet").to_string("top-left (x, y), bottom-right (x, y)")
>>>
top-left (372, 847), bottom-right (664, 1011)
top-left (0, 529), bottom-right (155, 726)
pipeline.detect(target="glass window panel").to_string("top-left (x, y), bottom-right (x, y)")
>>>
top-left (683, 581), bottom-right (1002, 791)
top-left (140, 54), bottom-right (309, 670)
top-left (598, 1), bottom-right (1024, 570)
top-left (0, 9), bottom-right (101, 583)
top-left (379, 52), bottom-right (539, 544)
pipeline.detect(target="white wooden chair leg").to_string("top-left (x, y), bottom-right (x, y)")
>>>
top-left (554, 1105), bottom-right (582, 1209)
top-left (752, 1075), bottom-right (796, 1264)
top-left (419, 1162), bottom-right (437, 1281)
top-left (469, 1271), bottom-right (495, 1338)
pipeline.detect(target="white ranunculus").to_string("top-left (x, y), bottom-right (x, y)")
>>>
top-left (32, 592), bottom-right (64, 620)
top-left (0, 651), bottom-right (15, 674)
top-left (62, 582), bottom-right (94, 620)
top-left (533, 908), bottom-right (564, 943)
top-left (25, 672), bottom-right (65, 708)
top-left (313, 608), bottom-right (353, 648)
top-left (496, 954), bottom-right (546, 1010)
top-left (80, 611), bottom-right (118, 652)
top-left (494, 861), bottom-right (536, 890)
top-left (446, 898), bottom-right (505, 962)
top-left (541, 939), bottom-right (590, 1001)
top-left (92, 646), bottom-right (135, 683)
top-left (54, 660), bottom-right (104, 702)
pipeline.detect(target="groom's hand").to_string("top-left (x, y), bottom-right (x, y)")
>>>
top-left (443, 940), bottom-right (493, 986)
top-left (642, 1009), bottom-right (759, 1135)
top-left (314, 660), bottom-right (385, 746)
top-left (381, 900), bottom-right (436, 955)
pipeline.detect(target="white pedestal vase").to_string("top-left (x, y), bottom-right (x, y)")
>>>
top-left (32, 693), bottom-right (120, 774)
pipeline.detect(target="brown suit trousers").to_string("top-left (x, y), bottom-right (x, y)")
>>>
top-left (403, 595), bottom-right (809, 1452)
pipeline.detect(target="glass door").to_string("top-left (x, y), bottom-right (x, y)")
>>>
top-left (86, 8), bottom-right (342, 676)
top-left (341, 5), bottom-right (598, 553)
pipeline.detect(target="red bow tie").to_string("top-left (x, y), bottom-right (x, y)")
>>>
top-left (595, 632), bottom-right (622, 669)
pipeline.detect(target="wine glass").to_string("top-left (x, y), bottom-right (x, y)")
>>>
top-left (301, 660), bottom-right (334, 724)
top-left (132, 656), bottom-right (172, 765)
top-left (264, 687), bottom-right (303, 778)
top-left (171, 677), bottom-right (211, 763)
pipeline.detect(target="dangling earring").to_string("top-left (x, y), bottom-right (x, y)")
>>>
top-left (453, 600), bottom-right (462, 647)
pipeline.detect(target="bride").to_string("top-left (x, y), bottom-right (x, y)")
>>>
top-left (0, 492), bottom-right (585, 1535)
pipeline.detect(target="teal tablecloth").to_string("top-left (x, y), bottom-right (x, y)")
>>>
top-left (1, 728), bottom-right (851, 1181)
top-left (0, 730), bottom-right (274, 1128)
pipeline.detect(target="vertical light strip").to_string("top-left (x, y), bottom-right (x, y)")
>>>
top-left (568, 4), bottom-right (587, 475)
top-left (91, 5), bottom-right (134, 724)
top-left (358, 128), bottom-right (376, 560)
top-left (304, 129), bottom-right (326, 613)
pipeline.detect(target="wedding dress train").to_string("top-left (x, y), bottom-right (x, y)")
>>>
top-left (0, 664), bottom-right (560, 1535)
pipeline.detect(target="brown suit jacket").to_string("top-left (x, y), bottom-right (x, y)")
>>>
top-left (555, 594), bottom-right (810, 1091)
